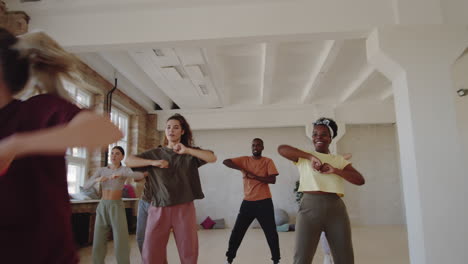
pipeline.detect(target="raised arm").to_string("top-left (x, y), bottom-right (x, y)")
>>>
top-left (125, 155), bottom-right (169, 169)
top-left (321, 163), bottom-right (365, 186)
top-left (277, 144), bottom-right (322, 170)
top-left (0, 111), bottom-right (122, 172)
top-left (245, 172), bottom-right (278, 184)
top-left (223, 159), bottom-right (243, 171)
top-left (2, 111), bottom-right (121, 157)
top-left (247, 159), bottom-right (279, 184)
top-left (189, 148), bottom-right (217, 163)
top-left (224, 158), bottom-right (278, 184)
top-left (83, 168), bottom-right (102, 189)
top-left (134, 172), bottom-right (149, 182)
top-left (277, 144), bottom-right (312, 162)
top-left (121, 167), bottom-right (145, 181)
top-left (174, 143), bottom-right (217, 163)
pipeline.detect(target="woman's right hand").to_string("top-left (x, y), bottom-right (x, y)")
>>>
top-left (310, 156), bottom-right (322, 171)
top-left (96, 177), bottom-right (109, 183)
top-left (110, 174), bottom-right (121, 179)
top-left (151, 160), bottom-right (169, 168)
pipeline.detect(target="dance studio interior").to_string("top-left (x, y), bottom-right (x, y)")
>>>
top-left (1, 1), bottom-right (467, 263)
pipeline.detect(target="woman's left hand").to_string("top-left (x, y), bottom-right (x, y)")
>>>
top-left (173, 143), bottom-right (188, 155)
top-left (320, 163), bottom-right (338, 174)
top-left (111, 174), bottom-right (122, 179)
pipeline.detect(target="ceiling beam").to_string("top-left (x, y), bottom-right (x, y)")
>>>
top-left (301, 40), bottom-right (343, 103)
top-left (379, 85), bottom-right (394, 101)
top-left (260, 43), bottom-right (277, 104)
top-left (154, 101), bottom-right (395, 130)
top-left (335, 100), bottom-right (396, 124)
top-left (129, 49), bottom-right (190, 109)
top-left (155, 104), bottom-right (319, 131)
top-left (201, 48), bottom-right (226, 106)
top-left (338, 65), bottom-right (375, 104)
top-left (99, 51), bottom-right (173, 110)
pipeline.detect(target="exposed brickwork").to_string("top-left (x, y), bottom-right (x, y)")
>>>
top-left (145, 114), bottom-right (160, 150)
top-left (76, 62), bottom-right (147, 114)
top-left (76, 62), bottom-right (158, 180)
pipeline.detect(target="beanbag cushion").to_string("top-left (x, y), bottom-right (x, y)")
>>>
top-left (212, 218), bottom-right (225, 229)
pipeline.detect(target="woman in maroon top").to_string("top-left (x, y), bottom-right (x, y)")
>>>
top-left (0, 28), bottom-right (123, 263)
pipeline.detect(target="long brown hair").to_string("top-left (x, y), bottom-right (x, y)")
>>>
top-left (164, 113), bottom-right (194, 147)
top-left (0, 27), bottom-right (81, 99)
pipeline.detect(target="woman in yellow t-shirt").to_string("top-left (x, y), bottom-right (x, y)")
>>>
top-left (278, 117), bottom-right (365, 264)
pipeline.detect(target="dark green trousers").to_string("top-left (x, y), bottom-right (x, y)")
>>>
top-left (294, 193), bottom-right (354, 264)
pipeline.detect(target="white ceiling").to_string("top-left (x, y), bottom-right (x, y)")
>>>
top-left (5, 0), bottom-right (406, 129)
top-left (76, 39), bottom-right (392, 112)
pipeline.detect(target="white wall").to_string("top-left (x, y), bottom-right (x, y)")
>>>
top-left (193, 127), bottom-right (308, 228)
top-left (338, 124), bottom-right (404, 225)
top-left (452, 51), bottom-right (468, 165)
top-left (192, 125), bottom-right (404, 227)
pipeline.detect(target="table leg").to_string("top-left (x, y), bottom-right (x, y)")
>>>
top-left (88, 213), bottom-right (96, 245)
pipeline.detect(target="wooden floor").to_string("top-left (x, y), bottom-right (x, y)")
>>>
top-left (78, 225), bottom-right (409, 264)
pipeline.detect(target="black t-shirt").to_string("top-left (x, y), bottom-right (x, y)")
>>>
top-left (136, 146), bottom-right (207, 207)
top-left (0, 94), bottom-right (81, 264)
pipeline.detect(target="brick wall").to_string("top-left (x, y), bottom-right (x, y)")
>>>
top-left (76, 61), bottom-right (158, 180)
top-left (145, 114), bottom-right (160, 150)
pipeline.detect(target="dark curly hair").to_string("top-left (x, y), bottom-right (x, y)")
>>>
top-left (112, 146), bottom-right (125, 156)
top-left (313, 117), bottom-right (338, 139)
top-left (164, 113), bottom-right (194, 147)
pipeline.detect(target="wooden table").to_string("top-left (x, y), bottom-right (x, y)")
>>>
top-left (70, 198), bottom-right (139, 246)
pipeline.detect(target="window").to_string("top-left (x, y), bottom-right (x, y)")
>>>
top-left (66, 162), bottom-right (85, 194)
top-left (63, 81), bottom-right (92, 194)
top-left (108, 107), bottom-right (130, 164)
top-left (63, 80), bottom-right (91, 108)
top-left (66, 146), bottom-right (87, 194)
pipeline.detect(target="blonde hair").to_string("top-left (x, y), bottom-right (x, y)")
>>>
top-left (1, 28), bottom-right (82, 100)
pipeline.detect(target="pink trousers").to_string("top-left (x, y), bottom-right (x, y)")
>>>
top-left (142, 201), bottom-right (198, 264)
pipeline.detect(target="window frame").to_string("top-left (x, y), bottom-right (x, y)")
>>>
top-left (63, 81), bottom-right (92, 194)
top-left (108, 106), bottom-right (130, 164)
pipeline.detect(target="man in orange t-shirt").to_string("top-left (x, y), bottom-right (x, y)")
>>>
top-left (224, 138), bottom-right (280, 264)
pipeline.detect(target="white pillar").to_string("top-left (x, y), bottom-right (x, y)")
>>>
top-left (367, 25), bottom-right (468, 264)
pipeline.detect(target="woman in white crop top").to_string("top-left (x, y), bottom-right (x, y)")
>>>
top-left (84, 146), bottom-right (144, 264)
top-left (278, 118), bottom-right (365, 264)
